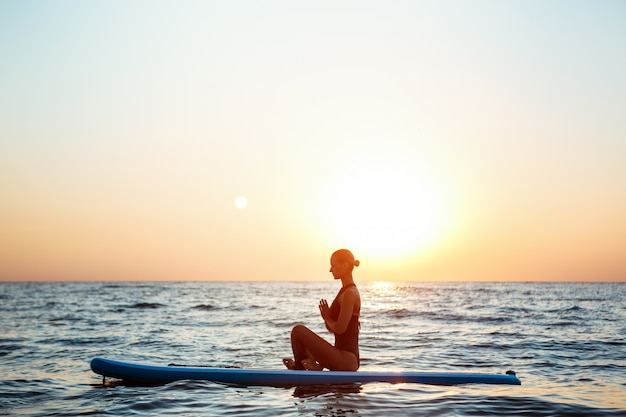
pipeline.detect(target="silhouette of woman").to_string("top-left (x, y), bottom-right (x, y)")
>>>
top-left (283, 249), bottom-right (361, 371)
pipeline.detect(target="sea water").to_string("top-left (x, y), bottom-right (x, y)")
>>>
top-left (1, 281), bottom-right (625, 416)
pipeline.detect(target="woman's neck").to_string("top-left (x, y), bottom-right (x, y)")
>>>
top-left (341, 276), bottom-right (355, 288)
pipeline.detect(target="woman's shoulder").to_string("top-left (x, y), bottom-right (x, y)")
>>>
top-left (344, 285), bottom-right (360, 298)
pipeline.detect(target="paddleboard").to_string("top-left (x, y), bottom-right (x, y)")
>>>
top-left (90, 357), bottom-right (521, 386)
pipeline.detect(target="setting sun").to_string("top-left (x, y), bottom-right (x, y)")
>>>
top-left (316, 143), bottom-right (453, 261)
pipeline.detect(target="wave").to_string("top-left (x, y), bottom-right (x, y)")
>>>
top-left (48, 314), bottom-right (83, 323)
top-left (385, 308), bottom-right (412, 318)
top-left (547, 305), bottom-right (585, 314)
top-left (420, 311), bottom-right (513, 324)
top-left (126, 303), bottom-right (165, 309)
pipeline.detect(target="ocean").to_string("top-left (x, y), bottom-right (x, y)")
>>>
top-left (1, 281), bottom-right (625, 416)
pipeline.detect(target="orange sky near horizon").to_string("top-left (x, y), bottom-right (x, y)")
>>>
top-left (1, 1), bottom-right (625, 282)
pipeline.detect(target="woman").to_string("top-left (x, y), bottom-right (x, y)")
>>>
top-left (283, 249), bottom-right (361, 371)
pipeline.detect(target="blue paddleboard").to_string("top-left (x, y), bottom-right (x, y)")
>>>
top-left (90, 357), bottom-right (521, 386)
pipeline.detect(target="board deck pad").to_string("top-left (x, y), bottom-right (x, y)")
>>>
top-left (90, 357), bottom-right (521, 386)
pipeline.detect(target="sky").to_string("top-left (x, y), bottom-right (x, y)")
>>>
top-left (1, 0), bottom-right (625, 282)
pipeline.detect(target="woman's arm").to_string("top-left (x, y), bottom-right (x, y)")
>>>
top-left (319, 289), bottom-right (358, 335)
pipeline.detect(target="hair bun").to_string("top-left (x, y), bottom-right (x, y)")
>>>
top-left (354, 260), bottom-right (360, 267)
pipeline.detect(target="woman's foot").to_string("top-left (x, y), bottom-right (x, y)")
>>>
top-left (283, 358), bottom-right (296, 370)
top-left (301, 359), bottom-right (323, 371)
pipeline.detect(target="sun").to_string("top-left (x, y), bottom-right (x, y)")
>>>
top-left (316, 144), bottom-right (453, 261)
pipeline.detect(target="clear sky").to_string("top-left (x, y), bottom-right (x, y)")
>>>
top-left (1, 1), bottom-right (625, 282)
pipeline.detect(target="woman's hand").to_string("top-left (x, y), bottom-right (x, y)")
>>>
top-left (319, 299), bottom-right (332, 324)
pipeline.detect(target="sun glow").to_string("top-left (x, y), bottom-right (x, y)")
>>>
top-left (316, 143), bottom-right (453, 261)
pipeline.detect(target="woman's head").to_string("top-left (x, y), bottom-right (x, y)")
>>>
top-left (329, 249), bottom-right (360, 279)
